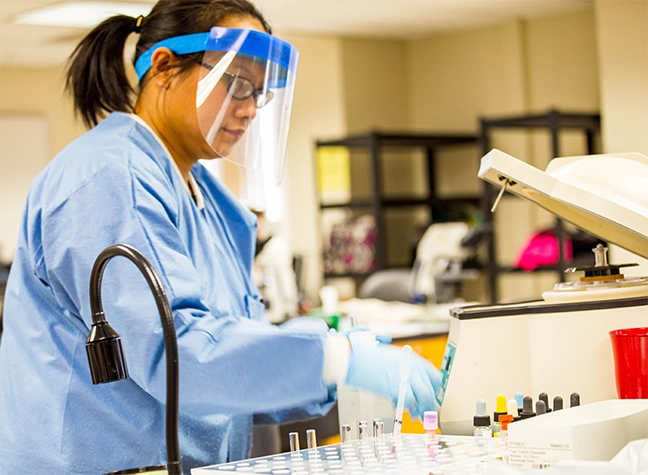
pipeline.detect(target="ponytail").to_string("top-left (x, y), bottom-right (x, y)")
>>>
top-left (65, 15), bottom-right (137, 128)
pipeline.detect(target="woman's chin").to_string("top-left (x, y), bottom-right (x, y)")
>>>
top-left (209, 143), bottom-right (233, 158)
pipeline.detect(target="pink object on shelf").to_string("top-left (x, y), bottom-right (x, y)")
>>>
top-left (514, 230), bottom-right (573, 271)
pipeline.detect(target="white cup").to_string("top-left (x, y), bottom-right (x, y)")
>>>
top-left (319, 285), bottom-right (339, 316)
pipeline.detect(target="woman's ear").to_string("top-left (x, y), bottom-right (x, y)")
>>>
top-left (148, 47), bottom-right (180, 88)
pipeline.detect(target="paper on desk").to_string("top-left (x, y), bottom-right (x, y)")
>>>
top-left (338, 298), bottom-right (459, 324)
top-left (337, 298), bottom-right (471, 339)
top-left (486, 438), bottom-right (648, 475)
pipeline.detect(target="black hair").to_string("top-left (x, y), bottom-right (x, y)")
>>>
top-left (65, 0), bottom-right (271, 128)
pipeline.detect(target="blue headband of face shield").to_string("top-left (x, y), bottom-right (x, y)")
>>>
top-left (134, 27), bottom-right (297, 87)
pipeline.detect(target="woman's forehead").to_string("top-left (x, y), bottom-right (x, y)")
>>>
top-left (205, 51), bottom-right (267, 76)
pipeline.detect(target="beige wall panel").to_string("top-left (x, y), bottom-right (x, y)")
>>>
top-left (525, 10), bottom-right (599, 113)
top-left (0, 68), bottom-right (84, 158)
top-left (0, 114), bottom-right (49, 262)
top-left (407, 21), bottom-right (527, 132)
top-left (340, 38), bottom-right (409, 134)
top-left (0, 67), bottom-right (83, 263)
top-left (595, 0), bottom-right (648, 155)
top-left (595, 0), bottom-right (648, 272)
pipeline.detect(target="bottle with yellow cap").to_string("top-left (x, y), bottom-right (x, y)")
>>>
top-left (492, 395), bottom-right (507, 437)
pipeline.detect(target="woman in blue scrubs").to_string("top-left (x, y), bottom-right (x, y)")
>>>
top-left (0, 1), bottom-right (441, 473)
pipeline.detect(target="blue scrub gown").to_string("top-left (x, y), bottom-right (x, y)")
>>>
top-left (0, 112), bottom-right (334, 474)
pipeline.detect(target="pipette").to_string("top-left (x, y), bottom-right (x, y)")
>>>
top-left (392, 344), bottom-right (413, 437)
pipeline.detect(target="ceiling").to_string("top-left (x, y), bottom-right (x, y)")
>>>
top-left (0, 0), bottom-right (592, 68)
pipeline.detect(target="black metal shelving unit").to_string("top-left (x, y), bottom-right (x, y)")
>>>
top-left (316, 131), bottom-right (479, 282)
top-left (479, 109), bottom-right (601, 303)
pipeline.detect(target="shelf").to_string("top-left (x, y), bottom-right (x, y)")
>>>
top-left (495, 265), bottom-right (568, 274)
top-left (324, 272), bottom-right (374, 279)
top-left (319, 200), bottom-right (374, 210)
top-left (317, 131), bottom-right (478, 149)
top-left (479, 109), bottom-right (600, 130)
top-left (317, 131), bottom-right (480, 282)
top-left (320, 196), bottom-right (480, 210)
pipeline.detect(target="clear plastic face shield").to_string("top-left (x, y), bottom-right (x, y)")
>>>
top-left (135, 28), bottom-right (299, 185)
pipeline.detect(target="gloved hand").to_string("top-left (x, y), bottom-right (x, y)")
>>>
top-left (344, 337), bottom-right (441, 420)
top-left (334, 324), bottom-right (392, 344)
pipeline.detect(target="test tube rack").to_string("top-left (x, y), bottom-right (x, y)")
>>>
top-left (191, 433), bottom-right (505, 474)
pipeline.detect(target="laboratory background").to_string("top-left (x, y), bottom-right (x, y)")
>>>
top-left (1, 0), bottom-right (648, 474)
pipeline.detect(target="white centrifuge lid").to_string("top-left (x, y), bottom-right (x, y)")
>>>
top-left (478, 149), bottom-right (648, 259)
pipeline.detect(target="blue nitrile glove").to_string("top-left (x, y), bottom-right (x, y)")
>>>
top-left (344, 337), bottom-right (441, 420)
top-left (334, 324), bottom-right (393, 344)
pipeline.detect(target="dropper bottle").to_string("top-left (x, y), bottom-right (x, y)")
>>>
top-left (473, 399), bottom-right (492, 438)
top-left (493, 395), bottom-right (507, 436)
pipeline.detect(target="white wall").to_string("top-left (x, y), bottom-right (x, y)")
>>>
top-left (0, 67), bottom-right (85, 264)
top-left (0, 114), bottom-right (49, 262)
top-left (595, 0), bottom-right (648, 272)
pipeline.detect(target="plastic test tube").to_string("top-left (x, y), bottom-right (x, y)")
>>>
top-left (358, 421), bottom-right (369, 441)
top-left (306, 429), bottom-right (317, 449)
top-left (340, 424), bottom-right (352, 443)
top-left (373, 418), bottom-right (384, 438)
top-left (392, 345), bottom-right (413, 437)
top-left (499, 415), bottom-right (514, 464)
top-left (424, 411), bottom-right (439, 458)
top-left (289, 432), bottom-right (300, 452)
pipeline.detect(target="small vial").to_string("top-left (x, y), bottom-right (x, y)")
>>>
top-left (289, 432), bottom-right (300, 452)
top-left (424, 411), bottom-right (439, 458)
top-left (373, 418), bottom-right (384, 438)
top-left (519, 396), bottom-right (535, 419)
top-left (493, 395), bottom-right (507, 435)
top-left (553, 396), bottom-right (563, 411)
top-left (570, 393), bottom-right (580, 407)
top-left (473, 399), bottom-right (492, 438)
top-left (358, 421), bottom-right (368, 441)
top-left (538, 393), bottom-right (551, 413)
top-left (499, 415), bottom-right (514, 464)
top-left (340, 423), bottom-right (351, 443)
top-left (306, 429), bottom-right (317, 449)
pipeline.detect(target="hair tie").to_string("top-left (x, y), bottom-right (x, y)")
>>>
top-left (134, 15), bottom-right (144, 33)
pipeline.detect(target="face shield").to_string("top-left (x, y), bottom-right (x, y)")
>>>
top-left (135, 28), bottom-right (299, 185)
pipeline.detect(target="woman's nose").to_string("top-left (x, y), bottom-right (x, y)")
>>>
top-left (234, 96), bottom-right (258, 120)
